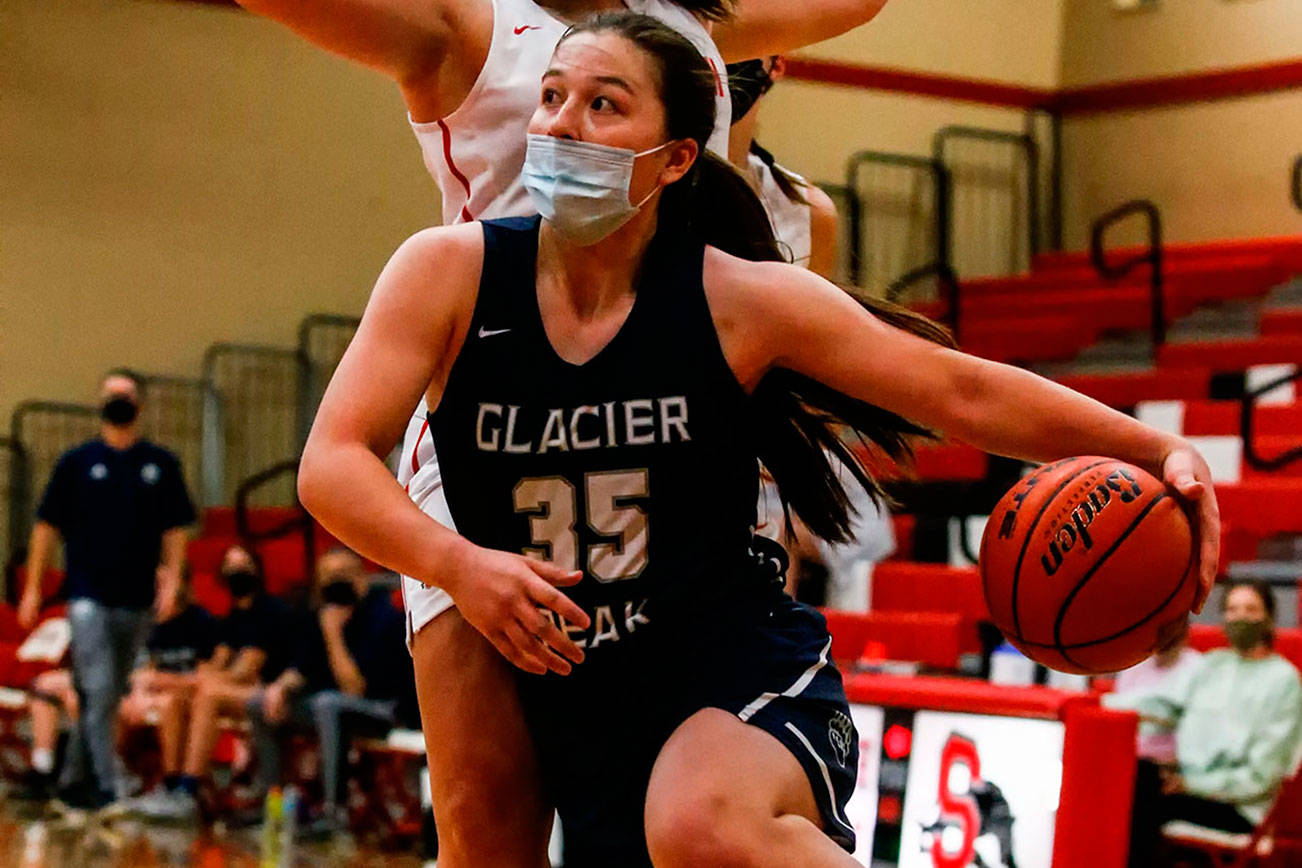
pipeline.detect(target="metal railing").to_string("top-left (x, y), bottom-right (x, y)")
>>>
top-left (8, 402), bottom-right (100, 550)
top-left (885, 262), bottom-right (962, 344)
top-left (297, 314), bottom-right (361, 447)
top-left (1090, 199), bottom-right (1166, 349)
top-left (201, 344), bottom-right (305, 508)
top-left (0, 438), bottom-right (26, 569)
top-left (1242, 368), bottom-right (1302, 472)
top-left (141, 374), bottom-right (206, 502)
top-left (1293, 154), bottom-right (1302, 213)
top-left (234, 459), bottom-right (317, 598)
top-left (815, 182), bottom-right (857, 285)
top-left (845, 151), bottom-right (950, 293)
top-left (933, 126), bottom-right (1039, 278)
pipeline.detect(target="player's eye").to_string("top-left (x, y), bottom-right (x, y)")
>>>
top-left (591, 95), bottom-right (619, 113)
top-left (542, 88), bottom-right (561, 105)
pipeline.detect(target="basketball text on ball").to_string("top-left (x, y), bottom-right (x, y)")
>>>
top-left (1039, 468), bottom-right (1144, 577)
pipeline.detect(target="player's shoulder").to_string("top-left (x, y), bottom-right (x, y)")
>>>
top-left (702, 246), bottom-right (834, 313)
top-left (395, 221), bottom-right (486, 265)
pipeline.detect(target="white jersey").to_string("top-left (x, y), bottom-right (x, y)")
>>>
top-left (748, 151), bottom-right (813, 269)
top-left (410, 0), bottom-right (733, 225)
top-left (400, 0), bottom-right (732, 641)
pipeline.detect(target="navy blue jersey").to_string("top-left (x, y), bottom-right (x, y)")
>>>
top-left (430, 217), bottom-right (770, 661)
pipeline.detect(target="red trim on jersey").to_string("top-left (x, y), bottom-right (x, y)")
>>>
top-left (707, 57), bottom-right (725, 98)
top-left (411, 419), bottom-right (430, 475)
top-left (436, 119), bottom-right (475, 223)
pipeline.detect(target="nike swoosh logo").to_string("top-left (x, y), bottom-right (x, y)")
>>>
top-left (478, 326), bottom-right (511, 338)
top-left (514, 25), bottom-right (542, 35)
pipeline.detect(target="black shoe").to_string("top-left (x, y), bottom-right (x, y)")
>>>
top-left (10, 770), bottom-right (56, 802)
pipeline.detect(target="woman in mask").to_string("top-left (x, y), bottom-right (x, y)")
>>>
top-left (1109, 580), bottom-right (1302, 867)
top-left (298, 14), bottom-right (1219, 865)
top-left (230, 2), bottom-right (889, 859)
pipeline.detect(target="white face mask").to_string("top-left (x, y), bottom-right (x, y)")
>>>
top-left (523, 134), bottom-right (673, 246)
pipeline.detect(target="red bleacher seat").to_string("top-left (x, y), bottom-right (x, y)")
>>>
top-left (257, 536), bottom-right (309, 596)
top-left (1181, 400), bottom-right (1302, 437)
top-left (190, 570), bottom-right (233, 618)
top-left (1032, 235), bottom-right (1302, 273)
top-left (910, 443), bottom-right (989, 482)
top-left (12, 566), bottom-right (65, 602)
top-left (187, 536), bottom-right (238, 575)
top-left (1158, 336), bottom-right (1302, 371)
top-left (1217, 480), bottom-right (1302, 537)
top-left (821, 609), bottom-right (964, 670)
top-left (1260, 308), bottom-right (1302, 337)
top-left (201, 506), bottom-right (306, 538)
top-left (961, 315), bottom-right (1090, 364)
top-left (887, 514), bottom-right (916, 562)
top-left (871, 563), bottom-right (989, 654)
top-left (1055, 368), bottom-right (1210, 408)
top-left (1188, 623), bottom-right (1302, 673)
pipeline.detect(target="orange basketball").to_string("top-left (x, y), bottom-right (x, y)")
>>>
top-left (979, 456), bottom-right (1197, 675)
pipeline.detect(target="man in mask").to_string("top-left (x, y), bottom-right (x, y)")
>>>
top-left (246, 547), bottom-right (416, 839)
top-left (1107, 580), bottom-right (1302, 866)
top-left (19, 368), bottom-right (196, 814)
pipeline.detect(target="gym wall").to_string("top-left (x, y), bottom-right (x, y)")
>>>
top-left (0, 0), bottom-right (437, 425)
top-left (1057, 0), bottom-right (1302, 247)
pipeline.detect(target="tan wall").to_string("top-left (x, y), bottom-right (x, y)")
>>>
top-left (1058, 0), bottom-right (1302, 246)
top-left (0, 0), bottom-right (439, 426)
top-left (1061, 0), bottom-right (1302, 86)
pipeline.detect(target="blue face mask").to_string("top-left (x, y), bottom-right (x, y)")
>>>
top-left (523, 134), bottom-right (673, 246)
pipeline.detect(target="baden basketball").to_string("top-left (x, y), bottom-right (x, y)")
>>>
top-left (979, 456), bottom-right (1197, 675)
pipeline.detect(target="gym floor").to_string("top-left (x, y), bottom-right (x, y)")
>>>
top-left (0, 800), bottom-right (430, 868)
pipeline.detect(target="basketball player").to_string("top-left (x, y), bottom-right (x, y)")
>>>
top-left (297, 14), bottom-right (1219, 865)
top-left (231, 1), bottom-right (891, 861)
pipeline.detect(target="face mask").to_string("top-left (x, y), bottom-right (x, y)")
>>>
top-left (223, 569), bottom-right (260, 599)
top-left (726, 59), bottom-right (775, 123)
top-left (101, 395), bottom-right (139, 426)
top-left (1225, 618), bottom-right (1271, 651)
top-left (320, 580), bottom-right (359, 607)
top-left (523, 134), bottom-right (672, 246)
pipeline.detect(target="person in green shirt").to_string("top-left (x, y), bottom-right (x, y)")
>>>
top-left (1107, 579), bottom-right (1302, 867)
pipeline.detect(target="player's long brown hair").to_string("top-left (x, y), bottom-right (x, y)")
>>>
top-left (561, 14), bottom-right (956, 543)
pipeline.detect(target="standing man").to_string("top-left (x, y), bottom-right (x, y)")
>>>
top-left (18, 368), bottom-right (196, 813)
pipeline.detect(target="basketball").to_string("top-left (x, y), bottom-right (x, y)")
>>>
top-left (979, 456), bottom-right (1197, 675)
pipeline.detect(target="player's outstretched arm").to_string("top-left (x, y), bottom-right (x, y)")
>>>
top-left (713, 0), bottom-right (888, 63)
top-left (707, 251), bottom-right (1220, 611)
top-left (299, 225), bottom-right (590, 674)
top-left (231, 0), bottom-right (490, 121)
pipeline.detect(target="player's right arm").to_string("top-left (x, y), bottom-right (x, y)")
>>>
top-left (230, 0), bottom-right (492, 121)
top-left (298, 226), bottom-right (590, 675)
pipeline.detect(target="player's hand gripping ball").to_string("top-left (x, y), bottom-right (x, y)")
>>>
top-left (979, 457), bottom-right (1197, 674)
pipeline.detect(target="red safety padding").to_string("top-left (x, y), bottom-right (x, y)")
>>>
top-left (1188, 624), bottom-right (1302, 673)
top-left (843, 672), bottom-right (1092, 720)
top-left (1056, 368), bottom-right (1210, 408)
top-left (1053, 704), bottom-right (1137, 868)
top-left (822, 609), bottom-right (964, 670)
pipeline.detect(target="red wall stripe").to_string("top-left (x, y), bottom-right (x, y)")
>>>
top-left (785, 56), bottom-right (1302, 116)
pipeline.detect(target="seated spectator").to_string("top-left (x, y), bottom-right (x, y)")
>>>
top-left (1107, 580), bottom-right (1302, 867)
top-left (120, 577), bottom-right (219, 807)
top-left (13, 668), bottom-right (78, 801)
top-left (247, 548), bottom-right (417, 839)
top-left (1112, 620), bottom-right (1201, 765)
top-left (134, 543), bottom-right (295, 821)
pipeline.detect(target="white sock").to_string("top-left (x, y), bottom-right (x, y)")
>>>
top-left (31, 747), bottom-right (54, 775)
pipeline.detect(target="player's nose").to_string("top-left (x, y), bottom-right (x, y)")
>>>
top-left (545, 98), bottom-right (584, 140)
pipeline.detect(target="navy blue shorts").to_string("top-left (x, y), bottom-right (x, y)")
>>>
top-left (517, 596), bottom-right (857, 868)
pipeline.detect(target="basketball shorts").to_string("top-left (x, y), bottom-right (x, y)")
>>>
top-left (516, 596), bottom-right (857, 867)
top-left (398, 408), bottom-right (458, 647)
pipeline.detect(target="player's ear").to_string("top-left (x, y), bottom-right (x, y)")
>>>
top-left (659, 138), bottom-right (698, 187)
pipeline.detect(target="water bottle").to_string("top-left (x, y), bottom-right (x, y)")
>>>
top-left (260, 787), bottom-right (282, 868)
top-left (280, 784), bottom-right (300, 865)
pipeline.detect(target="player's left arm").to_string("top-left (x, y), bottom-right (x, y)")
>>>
top-left (712, 0), bottom-right (888, 63)
top-left (708, 253), bottom-right (1219, 609)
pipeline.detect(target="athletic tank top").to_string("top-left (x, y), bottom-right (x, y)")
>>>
top-left (429, 218), bottom-right (767, 661)
top-left (411, 0), bottom-right (732, 224)
top-left (749, 152), bottom-right (813, 269)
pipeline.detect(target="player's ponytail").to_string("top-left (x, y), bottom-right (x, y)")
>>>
top-left (563, 14), bottom-right (956, 544)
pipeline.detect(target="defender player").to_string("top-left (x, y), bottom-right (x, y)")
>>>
top-left (299, 14), bottom-right (1219, 867)
top-left (231, 1), bottom-right (891, 860)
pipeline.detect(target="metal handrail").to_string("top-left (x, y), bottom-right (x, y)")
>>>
top-left (884, 261), bottom-right (962, 344)
top-left (297, 313), bottom-right (361, 448)
top-left (1, 437), bottom-right (28, 567)
top-left (9, 401), bottom-right (99, 555)
top-left (844, 150), bottom-right (951, 288)
top-left (234, 459), bottom-right (317, 585)
top-left (932, 126), bottom-right (1040, 266)
top-left (1241, 368), bottom-right (1302, 472)
top-left (1090, 199), bottom-right (1166, 349)
top-left (1292, 154), bottom-right (1302, 213)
